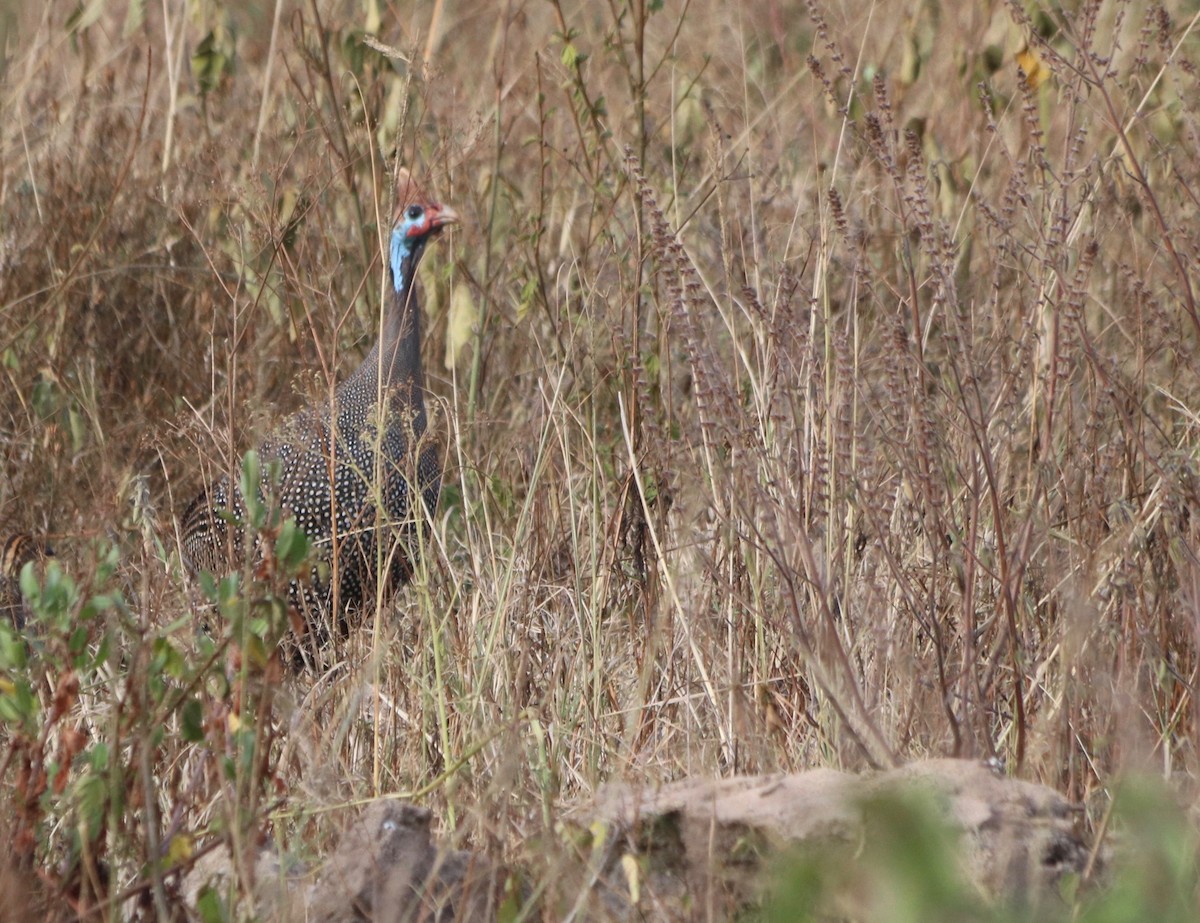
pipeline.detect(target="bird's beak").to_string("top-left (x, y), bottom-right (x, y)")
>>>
top-left (430, 203), bottom-right (460, 232)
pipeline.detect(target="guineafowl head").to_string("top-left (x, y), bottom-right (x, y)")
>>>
top-left (389, 169), bottom-right (459, 293)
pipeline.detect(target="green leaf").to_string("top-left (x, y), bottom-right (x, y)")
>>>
top-left (154, 638), bottom-right (187, 680)
top-left (0, 624), bottom-right (26, 670)
top-left (25, 561), bottom-right (77, 624)
top-left (0, 680), bottom-right (36, 728)
top-left (31, 376), bottom-right (60, 420)
top-left (274, 518), bottom-right (310, 572)
top-left (91, 633), bottom-right (111, 669)
top-left (191, 31), bottom-right (231, 96)
top-left (196, 885), bottom-right (231, 923)
top-left (516, 276), bottom-right (538, 322)
top-left (239, 450), bottom-right (264, 528)
top-left (68, 625), bottom-right (89, 656)
top-left (217, 573), bottom-right (245, 624)
top-left (88, 742), bottom-right (109, 771)
top-left (122, 0), bottom-right (146, 37)
top-left (181, 698), bottom-right (205, 743)
top-left (198, 569), bottom-right (218, 602)
top-left (68, 405), bottom-right (86, 454)
top-left (83, 593), bottom-right (115, 615)
top-left (18, 560), bottom-right (40, 602)
top-left (65, 0), bottom-right (105, 36)
top-left (76, 772), bottom-right (108, 841)
top-left (94, 543), bottom-right (120, 583)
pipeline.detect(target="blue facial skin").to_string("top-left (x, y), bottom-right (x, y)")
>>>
top-left (389, 206), bottom-right (429, 293)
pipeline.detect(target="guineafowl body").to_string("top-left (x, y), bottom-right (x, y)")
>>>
top-left (181, 170), bottom-right (457, 646)
top-left (0, 533), bottom-right (53, 630)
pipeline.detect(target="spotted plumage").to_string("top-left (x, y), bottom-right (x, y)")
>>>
top-left (1, 533), bottom-right (54, 630)
top-left (181, 169), bottom-right (457, 650)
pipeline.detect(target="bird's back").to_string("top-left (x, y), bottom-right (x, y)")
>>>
top-left (0, 533), bottom-right (53, 630)
top-left (181, 361), bottom-right (439, 632)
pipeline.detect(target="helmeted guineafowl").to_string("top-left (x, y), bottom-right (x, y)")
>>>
top-left (181, 169), bottom-right (458, 652)
top-left (1, 533), bottom-right (54, 630)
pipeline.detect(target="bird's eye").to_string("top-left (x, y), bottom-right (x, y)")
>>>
top-left (406, 205), bottom-right (423, 221)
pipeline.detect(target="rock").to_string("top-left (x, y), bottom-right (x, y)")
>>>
top-left (309, 801), bottom-right (500, 923)
top-left (179, 839), bottom-right (305, 920)
top-left (573, 758), bottom-right (1092, 920)
top-left (178, 761), bottom-right (1093, 921)
top-left (179, 802), bottom-right (499, 922)
top-left (886, 759), bottom-right (1090, 902)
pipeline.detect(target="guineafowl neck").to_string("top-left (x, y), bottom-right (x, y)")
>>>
top-left (375, 279), bottom-right (425, 398)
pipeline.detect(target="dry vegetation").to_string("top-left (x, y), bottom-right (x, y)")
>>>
top-left (2, 0), bottom-right (1200, 917)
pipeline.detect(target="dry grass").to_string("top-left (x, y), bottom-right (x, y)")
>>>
top-left (2, 0), bottom-right (1200, 916)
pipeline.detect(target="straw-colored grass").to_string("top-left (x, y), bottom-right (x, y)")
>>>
top-left (2, 0), bottom-right (1200, 916)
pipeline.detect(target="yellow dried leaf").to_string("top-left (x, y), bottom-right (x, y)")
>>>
top-left (443, 284), bottom-right (477, 370)
top-left (166, 833), bottom-right (194, 868)
top-left (620, 853), bottom-right (640, 904)
top-left (1016, 44), bottom-right (1047, 89)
